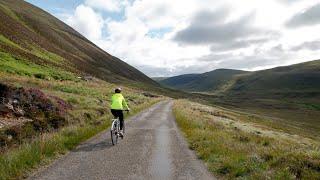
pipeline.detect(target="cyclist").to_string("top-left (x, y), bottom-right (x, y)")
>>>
top-left (110, 87), bottom-right (130, 137)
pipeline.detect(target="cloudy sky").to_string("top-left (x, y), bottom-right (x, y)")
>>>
top-left (26, 0), bottom-right (320, 77)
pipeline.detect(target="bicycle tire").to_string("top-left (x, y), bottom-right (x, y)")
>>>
top-left (111, 129), bottom-right (117, 145)
top-left (111, 121), bottom-right (118, 145)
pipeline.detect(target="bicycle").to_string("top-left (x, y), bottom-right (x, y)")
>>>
top-left (110, 110), bottom-right (128, 145)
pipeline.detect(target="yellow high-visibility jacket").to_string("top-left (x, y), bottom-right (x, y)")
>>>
top-left (110, 93), bottom-right (129, 110)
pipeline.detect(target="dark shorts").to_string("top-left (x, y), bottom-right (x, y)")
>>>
top-left (111, 109), bottom-right (124, 130)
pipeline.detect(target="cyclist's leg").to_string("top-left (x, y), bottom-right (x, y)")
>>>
top-left (111, 109), bottom-right (119, 119)
top-left (119, 110), bottom-right (124, 130)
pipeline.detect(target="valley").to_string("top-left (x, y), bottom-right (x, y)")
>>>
top-left (158, 60), bottom-right (320, 140)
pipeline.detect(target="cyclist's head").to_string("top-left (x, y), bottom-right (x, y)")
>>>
top-left (115, 87), bottom-right (122, 93)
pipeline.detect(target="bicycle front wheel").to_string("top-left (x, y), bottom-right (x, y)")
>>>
top-left (111, 129), bottom-right (118, 145)
top-left (122, 122), bottom-right (125, 134)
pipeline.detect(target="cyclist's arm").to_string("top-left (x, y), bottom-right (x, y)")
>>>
top-left (122, 97), bottom-right (129, 110)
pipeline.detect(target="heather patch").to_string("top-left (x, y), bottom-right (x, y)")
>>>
top-left (0, 83), bottom-right (71, 149)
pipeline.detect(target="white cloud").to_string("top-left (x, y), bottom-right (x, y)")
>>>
top-left (84, 0), bottom-right (126, 12)
top-left (97, 17), bottom-right (209, 70)
top-left (57, 0), bottom-right (320, 77)
top-left (125, 0), bottom-right (199, 29)
top-left (66, 5), bottom-right (104, 40)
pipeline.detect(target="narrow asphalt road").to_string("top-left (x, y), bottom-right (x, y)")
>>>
top-left (30, 100), bottom-right (214, 180)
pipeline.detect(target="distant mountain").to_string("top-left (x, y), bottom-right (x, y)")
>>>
top-left (226, 60), bottom-right (320, 98)
top-left (216, 60), bottom-right (320, 133)
top-left (160, 60), bottom-right (320, 127)
top-left (152, 77), bottom-right (168, 82)
top-left (160, 60), bottom-right (320, 97)
top-left (159, 69), bottom-right (247, 92)
top-left (0, 0), bottom-right (156, 85)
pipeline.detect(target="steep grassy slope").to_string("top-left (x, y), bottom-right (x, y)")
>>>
top-left (160, 69), bottom-right (247, 92)
top-left (0, 0), bottom-right (156, 85)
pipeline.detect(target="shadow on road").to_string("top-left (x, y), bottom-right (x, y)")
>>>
top-left (73, 140), bottom-right (113, 152)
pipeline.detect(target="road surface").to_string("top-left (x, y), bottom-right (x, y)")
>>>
top-left (30, 101), bottom-right (214, 180)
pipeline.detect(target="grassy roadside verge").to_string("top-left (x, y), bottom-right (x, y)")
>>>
top-left (0, 98), bottom-right (162, 179)
top-left (173, 99), bottom-right (320, 179)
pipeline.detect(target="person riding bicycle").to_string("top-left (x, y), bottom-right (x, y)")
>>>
top-left (110, 87), bottom-right (130, 137)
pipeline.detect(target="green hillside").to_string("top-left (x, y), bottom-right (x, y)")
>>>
top-left (226, 60), bottom-right (320, 97)
top-left (160, 69), bottom-right (247, 92)
top-left (160, 60), bottom-right (320, 97)
top-left (0, 0), bottom-right (156, 85)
